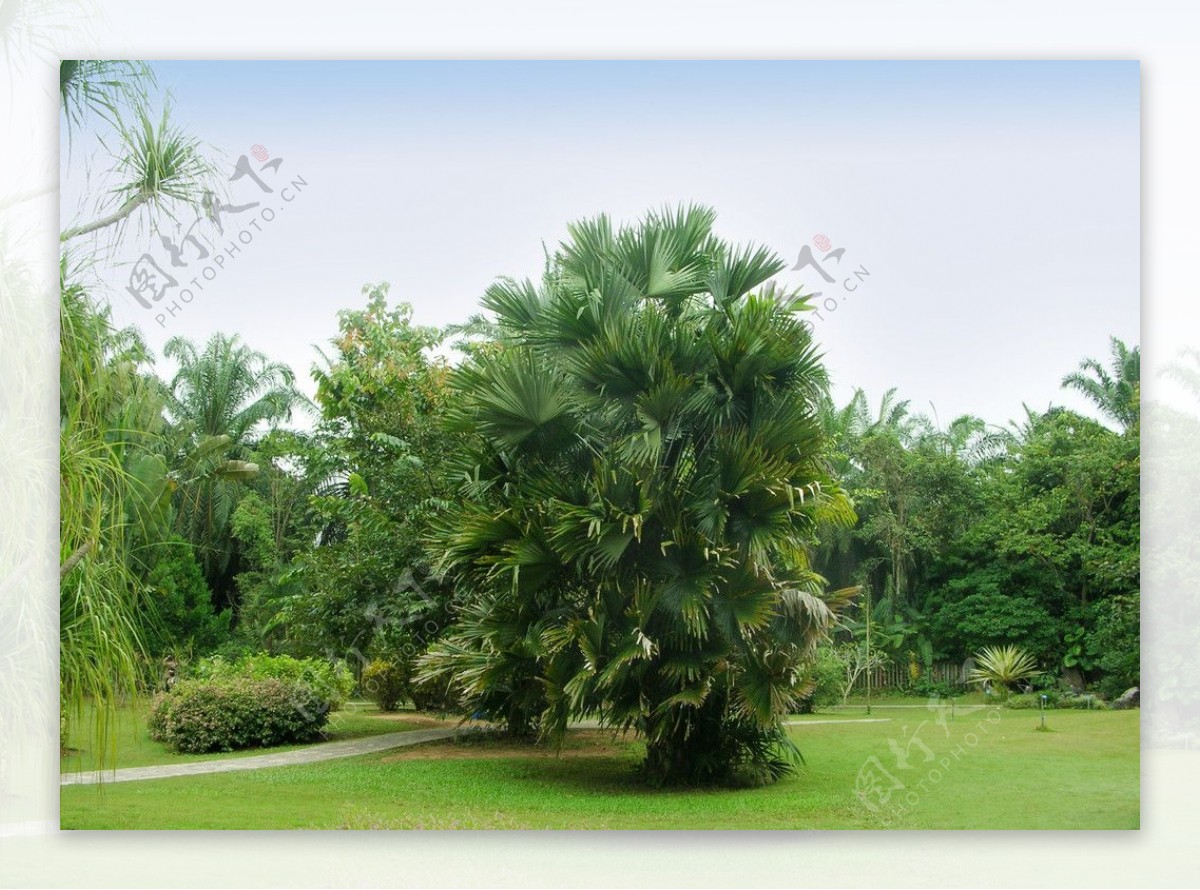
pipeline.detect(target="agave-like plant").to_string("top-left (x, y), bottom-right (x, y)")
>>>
top-left (968, 645), bottom-right (1041, 695)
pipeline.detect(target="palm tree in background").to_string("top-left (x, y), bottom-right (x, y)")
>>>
top-left (1061, 336), bottom-right (1140, 431)
top-left (164, 333), bottom-right (306, 604)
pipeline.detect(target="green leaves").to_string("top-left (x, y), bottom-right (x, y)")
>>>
top-left (968, 644), bottom-right (1041, 691)
top-left (425, 205), bottom-right (857, 783)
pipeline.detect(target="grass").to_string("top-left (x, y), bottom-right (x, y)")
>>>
top-left (60, 700), bottom-right (432, 773)
top-left (61, 708), bottom-right (1139, 829)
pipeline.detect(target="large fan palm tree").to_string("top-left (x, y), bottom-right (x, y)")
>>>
top-left (1061, 336), bottom-right (1140, 432)
top-left (164, 333), bottom-right (305, 602)
top-left (420, 205), bottom-right (857, 785)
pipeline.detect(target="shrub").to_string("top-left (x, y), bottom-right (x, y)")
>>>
top-left (1092, 593), bottom-right (1139, 699)
top-left (1064, 693), bottom-right (1108, 710)
top-left (1005, 691), bottom-right (1107, 710)
top-left (797, 647), bottom-right (844, 714)
top-left (361, 659), bottom-right (409, 712)
top-left (968, 645), bottom-right (1041, 697)
top-left (148, 677), bottom-right (330, 753)
top-left (143, 539), bottom-right (230, 658)
top-left (912, 677), bottom-right (959, 699)
top-left (188, 653), bottom-right (354, 710)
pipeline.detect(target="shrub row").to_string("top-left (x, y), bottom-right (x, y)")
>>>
top-left (148, 677), bottom-right (331, 753)
top-left (1005, 692), bottom-right (1109, 710)
top-left (187, 654), bottom-right (354, 710)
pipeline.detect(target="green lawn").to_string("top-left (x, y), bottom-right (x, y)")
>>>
top-left (61, 700), bottom-right (430, 773)
top-left (61, 708), bottom-right (1138, 829)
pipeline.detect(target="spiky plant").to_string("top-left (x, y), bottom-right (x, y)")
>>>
top-left (61, 103), bottom-right (217, 242)
top-left (968, 645), bottom-right (1041, 696)
top-left (420, 205), bottom-right (857, 785)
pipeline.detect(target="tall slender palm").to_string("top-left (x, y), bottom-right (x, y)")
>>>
top-left (164, 333), bottom-right (305, 602)
top-left (1061, 337), bottom-right (1140, 431)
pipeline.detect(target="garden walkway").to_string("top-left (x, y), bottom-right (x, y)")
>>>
top-left (60, 727), bottom-right (458, 786)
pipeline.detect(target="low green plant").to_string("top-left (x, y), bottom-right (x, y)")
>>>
top-left (1006, 693), bottom-right (1052, 710)
top-left (797, 646), bottom-right (845, 714)
top-left (188, 653), bottom-right (354, 709)
top-left (1064, 693), bottom-right (1108, 710)
top-left (968, 645), bottom-right (1041, 698)
top-left (148, 677), bottom-right (330, 753)
top-left (912, 677), bottom-right (959, 699)
top-left (1006, 690), bottom-right (1107, 710)
top-left (361, 659), bottom-right (409, 712)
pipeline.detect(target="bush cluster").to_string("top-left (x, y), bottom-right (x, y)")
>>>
top-left (912, 677), bottom-right (960, 699)
top-left (361, 659), bottom-right (409, 712)
top-left (188, 653), bottom-right (354, 710)
top-left (797, 647), bottom-right (844, 714)
top-left (148, 677), bottom-right (331, 753)
top-left (1005, 691), bottom-right (1108, 711)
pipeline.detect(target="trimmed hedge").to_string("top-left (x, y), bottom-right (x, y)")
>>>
top-left (188, 654), bottom-right (354, 710)
top-left (148, 677), bottom-right (331, 753)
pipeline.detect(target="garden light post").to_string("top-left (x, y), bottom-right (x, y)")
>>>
top-left (865, 594), bottom-right (872, 716)
top-left (1040, 694), bottom-right (1048, 729)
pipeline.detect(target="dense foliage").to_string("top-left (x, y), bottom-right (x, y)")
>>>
top-left (418, 207), bottom-right (857, 784)
top-left (60, 73), bottom-right (1141, 777)
top-left (147, 677), bottom-right (331, 753)
top-left (187, 653), bottom-right (354, 710)
top-left (360, 659), bottom-right (409, 712)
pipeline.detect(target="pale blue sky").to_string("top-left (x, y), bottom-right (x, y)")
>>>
top-left (61, 61), bottom-right (1140, 429)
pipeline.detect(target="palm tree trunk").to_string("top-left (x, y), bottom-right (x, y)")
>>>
top-left (61, 193), bottom-right (150, 242)
top-left (59, 541), bottom-right (92, 581)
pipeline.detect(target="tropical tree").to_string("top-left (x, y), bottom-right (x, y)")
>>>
top-left (60, 62), bottom-right (216, 243)
top-left (421, 206), bottom-right (857, 785)
top-left (163, 333), bottom-right (305, 607)
top-left (59, 260), bottom-right (162, 761)
top-left (1061, 336), bottom-right (1140, 431)
top-left (263, 284), bottom-right (460, 666)
top-left (58, 59), bottom-right (219, 765)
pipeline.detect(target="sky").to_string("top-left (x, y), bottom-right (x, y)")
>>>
top-left (60, 61), bottom-right (1140, 430)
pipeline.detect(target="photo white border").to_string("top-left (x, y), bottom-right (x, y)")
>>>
top-left (4, 1), bottom-right (1196, 886)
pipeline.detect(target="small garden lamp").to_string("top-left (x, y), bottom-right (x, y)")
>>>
top-left (1040, 693), bottom-right (1048, 729)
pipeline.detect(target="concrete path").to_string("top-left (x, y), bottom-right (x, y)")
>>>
top-left (784, 717), bottom-right (893, 726)
top-left (60, 727), bottom-right (457, 786)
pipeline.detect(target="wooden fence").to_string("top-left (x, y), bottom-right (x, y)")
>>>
top-left (850, 660), bottom-right (968, 692)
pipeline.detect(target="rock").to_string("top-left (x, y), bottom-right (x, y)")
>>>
top-left (1061, 667), bottom-right (1085, 693)
top-left (1113, 686), bottom-right (1140, 710)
